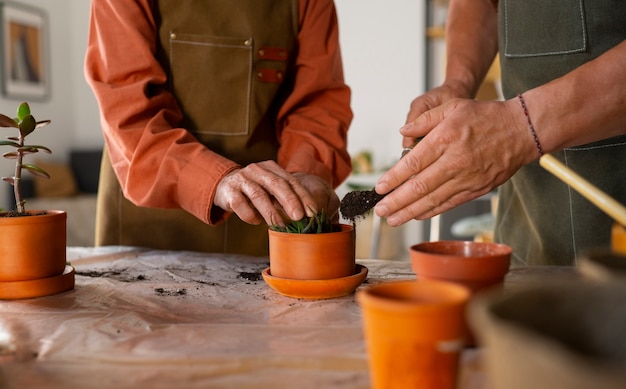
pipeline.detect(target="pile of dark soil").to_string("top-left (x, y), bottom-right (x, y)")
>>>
top-left (339, 190), bottom-right (386, 222)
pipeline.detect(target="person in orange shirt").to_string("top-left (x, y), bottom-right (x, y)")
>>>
top-left (85, 0), bottom-right (352, 255)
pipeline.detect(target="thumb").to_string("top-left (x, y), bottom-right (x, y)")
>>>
top-left (399, 107), bottom-right (443, 139)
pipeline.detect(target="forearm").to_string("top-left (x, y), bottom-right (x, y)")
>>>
top-left (85, 0), bottom-right (235, 224)
top-left (443, 0), bottom-right (499, 97)
top-left (523, 40), bottom-right (626, 153)
top-left (277, 0), bottom-right (352, 188)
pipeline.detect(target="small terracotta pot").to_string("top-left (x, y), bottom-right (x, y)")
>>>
top-left (469, 281), bottom-right (626, 389)
top-left (410, 240), bottom-right (511, 346)
top-left (268, 224), bottom-right (355, 280)
top-left (612, 223), bottom-right (626, 255)
top-left (410, 240), bottom-right (511, 293)
top-left (357, 280), bottom-right (470, 389)
top-left (0, 210), bottom-right (67, 282)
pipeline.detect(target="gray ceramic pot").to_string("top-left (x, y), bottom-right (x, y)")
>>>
top-left (469, 281), bottom-right (626, 389)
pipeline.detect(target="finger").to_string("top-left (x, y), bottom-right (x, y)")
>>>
top-left (375, 132), bottom-right (441, 196)
top-left (229, 181), bottom-right (278, 225)
top-left (383, 177), bottom-right (491, 226)
top-left (243, 162), bottom-right (317, 220)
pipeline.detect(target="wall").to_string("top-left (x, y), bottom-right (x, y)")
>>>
top-left (335, 0), bottom-right (425, 170)
top-left (0, 0), bottom-right (101, 209)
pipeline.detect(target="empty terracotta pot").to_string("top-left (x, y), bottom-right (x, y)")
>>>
top-left (469, 281), bottom-right (626, 389)
top-left (357, 279), bottom-right (469, 389)
top-left (410, 240), bottom-right (511, 293)
top-left (268, 224), bottom-right (355, 280)
top-left (410, 240), bottom-right (511, 346)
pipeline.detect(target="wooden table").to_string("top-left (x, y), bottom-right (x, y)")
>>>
top-left (0, 247), bottom-right (577, 388)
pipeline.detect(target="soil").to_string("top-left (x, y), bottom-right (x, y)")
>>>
top-left (0, 210), bottom-right (47, 217)
top-left (238, 271), bottom-right (262, 282)
top-left (339, 190), bottom-right (386, 222)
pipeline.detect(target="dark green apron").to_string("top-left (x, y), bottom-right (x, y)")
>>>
top-left (494, 0), bottom-right (626, 265)
top-left (96, 0), bottom-right (298, 255)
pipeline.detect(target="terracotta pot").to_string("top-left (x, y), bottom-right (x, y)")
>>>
top-left (0, 210), bottom-right (67, 282)
top-left (469, 281), bottom-right (626, 389)
top-left (410, 240), bottom-right (511, 346)
top-left (410, 240), bottom-right (511, 293)
top-left (612, 223), bottom-right (626, 255)
top-left (268, 224), bottom-right (355, 280)
top-left (357, 280), bottom-right (470, 389)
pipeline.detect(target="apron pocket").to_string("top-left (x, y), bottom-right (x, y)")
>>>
top-left (169, 32), bottom-right (253, 136)
top-left (503, 0), bottom-right (587, 58)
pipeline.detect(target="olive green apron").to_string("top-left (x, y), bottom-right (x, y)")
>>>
top-left (495, 0), bottom-right (626, 265)
top-left (96, 0), bottom-right (298, 256)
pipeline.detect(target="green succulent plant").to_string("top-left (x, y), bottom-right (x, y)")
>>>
top-left (269, 209), bottom-right (340, 234)
top-left (0, 102), bottom-right (52, 214)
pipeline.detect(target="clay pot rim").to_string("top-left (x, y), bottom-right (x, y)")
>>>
top-left (357, 279), bottom-right (470, 313)
top-left (410, 241), bottom-right (511, 281)
top-left (268, 223), bottom-right (353, 236)
top-left (411, 240), bottom-right (512, 259)
top-left (0, 210), bottom-right (67, 225)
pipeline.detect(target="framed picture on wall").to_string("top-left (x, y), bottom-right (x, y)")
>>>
top-left (0, 2), bottom-right (49, 100)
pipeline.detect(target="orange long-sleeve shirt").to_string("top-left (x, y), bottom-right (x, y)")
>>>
top-left (84, 0), bottom-right (352, 225)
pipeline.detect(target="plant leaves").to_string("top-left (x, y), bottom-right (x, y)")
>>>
top-left (269, 210), bottom-right (335, 234)
top-left (17, 102), bottom-right (30, 121)
top-left (35, 119), bottom-right (51, 129)
top-left (0, 113), bottom-right (18, 128)
top-left (19, 115), bottom-right (36, 137)
top-left (22, 164), bottom-right (50, 179)
top-left (0, 140), bottom-right (20, 148)
top-left (28, 145), bottom-right (52, 153)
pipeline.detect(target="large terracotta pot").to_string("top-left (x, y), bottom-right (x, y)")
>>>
top-left (0, 209), bottom-right (68, 280)
top-left (469, 281), bottom-right (626, 389)
top-left (268, 224), bottom-right (355, 280)
top-left (357, 279), bottom-right (469, 389)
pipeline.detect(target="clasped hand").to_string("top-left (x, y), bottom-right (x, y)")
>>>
top-left (214, 160), bottom-right (339, 226)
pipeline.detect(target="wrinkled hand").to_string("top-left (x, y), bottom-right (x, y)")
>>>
top-left (403, 83), bottom-right (474, 148)
top-left (291, 172), bottom-right (340, 222)
top-left (375, 97), bottom-right (536, 226)
top-left (214, 161), bottom-right (337, 226)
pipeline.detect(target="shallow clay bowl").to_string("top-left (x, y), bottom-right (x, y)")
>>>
top-left (410, 241), bottom-right (511, 293)
top-left (262, 264), bottom-right (368, 300)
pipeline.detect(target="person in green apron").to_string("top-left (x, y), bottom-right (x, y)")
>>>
top-left (374, 0), bottom-right (626, 266)
top-left (85, 0), bottom-right (352, 256)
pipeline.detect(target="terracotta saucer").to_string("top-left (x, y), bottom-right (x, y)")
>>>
top-left (0, 265), bottom-right (75, 300)
top-left (262, 264), bottom-right (368, 300)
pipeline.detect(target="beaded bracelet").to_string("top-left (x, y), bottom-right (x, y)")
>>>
top-left (517, 93), bottom-right (544, 157)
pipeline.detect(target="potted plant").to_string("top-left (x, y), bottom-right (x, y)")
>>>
top-left (0, 102), bottom-right (74, 300)
top-left (262, 210), bottom-right (367, 299)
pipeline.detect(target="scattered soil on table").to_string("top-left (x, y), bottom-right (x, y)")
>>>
top-left (75, 268), bottom-right (147, 283)
top-left (339, 190), bottom-right (386, 222)
top-left (238, 271), bottom-right (262, 282)
top-left (154, 287), bottom-right (187, 296)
